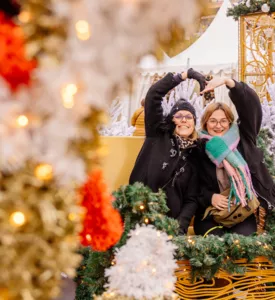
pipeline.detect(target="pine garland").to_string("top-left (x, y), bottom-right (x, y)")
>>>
top-left (173, 210), bottom-right (275, 280)
top-left (75, 183), bottom-right (275, 299)
top-left (227, 1), bottom-right (275, 21)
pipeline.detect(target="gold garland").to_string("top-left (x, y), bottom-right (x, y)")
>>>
top-left (0, 165), bottom-right (83, 300)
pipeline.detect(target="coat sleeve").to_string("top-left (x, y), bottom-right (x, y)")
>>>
top-left (197, 186), bottom-right (214, 209)
top-left (177, 167), bottom-right (199, 234)
top-left (145, 73), bottom-right (179, 137)
top-left (228, 80), bottom-right (262, 144)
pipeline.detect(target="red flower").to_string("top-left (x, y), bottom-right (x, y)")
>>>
top-left (80, 169), bottom-right (123, 251)
top-left (0, 12), bottom-right (36, 92)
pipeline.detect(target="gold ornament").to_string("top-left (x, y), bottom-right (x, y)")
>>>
top-left (157, 0), bottom-right (214, 58)
top-left (0, 165), bottom-right (82, 300)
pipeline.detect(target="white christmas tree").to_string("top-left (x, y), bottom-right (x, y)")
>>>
top-left (104, 225), bottom-right (177, 300)
top-left (99, 97), bottom-right (135, 136)
top-left (261, 78), bottom-right (275, 155)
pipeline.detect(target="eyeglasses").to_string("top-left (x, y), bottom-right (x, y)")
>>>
top-left (207, 118), bottom-right (230, 127)
top-left (173, 114), bottom-right (194, 122)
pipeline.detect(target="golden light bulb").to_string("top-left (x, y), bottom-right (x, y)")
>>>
top-left (111, 260), bottom-right (116, 266)
top-left (139, 204), bottom-right (145, 210)
top-left (68, 213), bottom-right (77, 221)
top-left (142, 260), bottom-right (148, 266)
top-left (63, 96), bottom-right (75, 109)
top-left (86, 234), bottom-right (92, 242)
top-left (144, 218), bottom-right (149, 224)
top-left (75, 20), bottom-right (91, 40)
top-left (61, 83), bottom-right (78, 109)
top-left (62, 83), bottom-right (78, 96)
top-left (34, 164), bottom-right (53, 181)
top-left (10, 211), bottom-right (26, 227)
top-left (16, 115), bottom-right (29, 127)
top-left (18, 11), bottom-right (31, 23)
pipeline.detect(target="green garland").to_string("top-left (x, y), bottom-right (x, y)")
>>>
top-left (227, 1), bottom-right (275, 21)
top-left (174, 210), bottom-right (275, 280)
top-left (75, 183), bottom-right (275, 299)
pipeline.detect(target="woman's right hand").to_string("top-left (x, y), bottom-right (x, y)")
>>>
top-left (211, 193), bottom-right (228, 210)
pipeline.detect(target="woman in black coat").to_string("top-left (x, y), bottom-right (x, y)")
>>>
top-left (130, 69), bottom-right (205, 234)
top-left (194, 76), bottom-right (275, 236)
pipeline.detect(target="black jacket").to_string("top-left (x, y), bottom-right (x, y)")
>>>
top-left (129, 73), bottom-right (199, 233)
top-left (196, 80), bottom-right (275, 217)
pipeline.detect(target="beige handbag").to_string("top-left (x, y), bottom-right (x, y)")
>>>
top-left (202, 189), bottom-right (260, 228)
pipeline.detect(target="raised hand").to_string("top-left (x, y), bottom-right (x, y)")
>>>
top-left (187, 68), bottom-right (206, 92)
top-left (200, 77), bottom-right (227, 94)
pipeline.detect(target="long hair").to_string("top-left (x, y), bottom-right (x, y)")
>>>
top-left (201, 102), bottom-right (235, 132)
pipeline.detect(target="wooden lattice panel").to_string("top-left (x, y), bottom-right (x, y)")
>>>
top-left (175, 257), bottom-right (275, 299)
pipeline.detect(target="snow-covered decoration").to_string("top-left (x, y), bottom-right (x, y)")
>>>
top-left (105, 225), bottom-right (177, 299)
top-left (162, 79), bottom-right (205, 128)
top-left (1, 0), bottom-right (204, 183)
top-left (261, 78), bottom-right (275, 155)
top-left (99, 98), bottom-right (135, 136)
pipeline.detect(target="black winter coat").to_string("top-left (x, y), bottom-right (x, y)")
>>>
top-left (129, 73), bottom-right (199, 233)
top-left (196, 80), bottom-right (275, 217)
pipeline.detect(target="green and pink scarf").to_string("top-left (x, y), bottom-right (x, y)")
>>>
top-left (200, 124), bottom-right (255, 207)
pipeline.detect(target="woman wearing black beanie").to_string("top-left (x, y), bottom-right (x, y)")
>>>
top-left (130, 69), bottom-right (205, 234)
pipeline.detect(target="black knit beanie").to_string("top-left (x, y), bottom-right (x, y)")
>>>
top-left (169, 99), bottom-right (196, 124)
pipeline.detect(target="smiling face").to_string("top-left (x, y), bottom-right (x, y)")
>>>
top-left (201, 102), bottom-right (234, 137)
top-left (206, 109), bottom-right (230, 137)
top-left (172, 110), bottom-right (195, 138)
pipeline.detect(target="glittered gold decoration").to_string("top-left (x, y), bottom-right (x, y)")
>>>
top-left (239, 12), bottom-right (275, 100)
top-left (158, 0), bottom-right (212, 58)
top-left (94, 292), bottom-right (178, 300)
top-left (74, 109), bottom-right (108, 171)
top-left (175, 258), bottom-right (275, 299)
top-left (0, 165), bottom-right (83, 300)
top-left (18, 0), bottom-right (67, 64)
